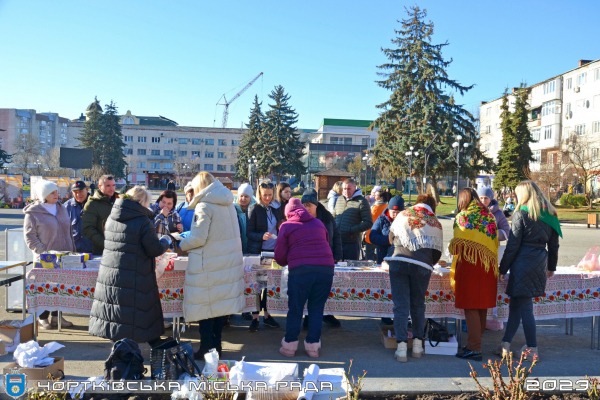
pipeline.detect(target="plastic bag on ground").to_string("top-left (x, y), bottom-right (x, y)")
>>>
top-left (14, 340), bottom-right (64, 368)
top-left (575, 246), bottom-right (600, 271)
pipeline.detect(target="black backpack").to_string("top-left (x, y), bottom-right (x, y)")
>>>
top-left (104, 339), bottom-right (147, 381)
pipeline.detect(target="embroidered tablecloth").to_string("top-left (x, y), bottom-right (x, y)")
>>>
top-left (26, 267), bottom-right (600, 321)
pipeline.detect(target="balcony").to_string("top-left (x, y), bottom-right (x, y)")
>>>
top-left (147, 155), bottom-right (174, 161)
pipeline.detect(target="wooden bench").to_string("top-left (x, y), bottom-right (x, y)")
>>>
top-left (588, 214), bottom-right (599, 229)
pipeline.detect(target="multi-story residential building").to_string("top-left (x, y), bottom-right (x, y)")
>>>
top-left (0, 109), bottom-right (69, 157)
top-left (67, 102), bottom-right (244, 187)
top-left (478, 59), bottom-right (600, 192)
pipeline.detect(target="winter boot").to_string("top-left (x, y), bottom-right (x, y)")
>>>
top-left (492, 342), bottom-right (511, 358)
top-left (520, 345), bottom-right (538, 361)
top-left (395, 342), bottom-right (407, 362)
top-left (412, 338), bottom-right (424, 358)
top-left (304, 340), bottom-right (321, 358)
top-left (279, 338), bottom-right (298, 357)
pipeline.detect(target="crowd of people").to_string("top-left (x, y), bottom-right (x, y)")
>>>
top-left (23, 173), bottom-right (561, 362)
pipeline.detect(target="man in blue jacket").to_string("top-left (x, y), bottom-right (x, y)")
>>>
top-left (64, 181), bottom-right (93, 253)
top-left (175, 182), bottom-right (195, 232)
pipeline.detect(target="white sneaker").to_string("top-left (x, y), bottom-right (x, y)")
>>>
top-left (164, 320), bottom-right (173, 329)
top-left (38, 318), bottom-right (53, 330)
top-left (412, 338), bottom-right (424, 358)
top-left (51, 316), bottom-right (73, 328)
top-left (395, 342), bottom-right (408, 362)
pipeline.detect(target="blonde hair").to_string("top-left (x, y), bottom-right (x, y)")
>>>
top-left (191, 171), bottom-right (215, 195)
top-left (332, 181), bottom-right (343, 195)
top-left (126, 186), bottom-right (152, 208)
top-left (514, 180), bottom-right (556, 221)
top-left (256, 179), bottom-right (274, 207)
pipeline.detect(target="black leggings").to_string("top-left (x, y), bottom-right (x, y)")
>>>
top-left (251, 288), bottom-right (268, 315)
top-left (502, 296), bottom-right (537, 347)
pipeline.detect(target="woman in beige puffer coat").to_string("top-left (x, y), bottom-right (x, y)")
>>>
top-left (179, 172), bottom-right (244, 359)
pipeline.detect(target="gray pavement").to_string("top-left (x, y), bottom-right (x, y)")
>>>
top-left (0, 208), bottom-right (599, 387)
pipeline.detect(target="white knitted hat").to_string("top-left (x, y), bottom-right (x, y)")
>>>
top-left (184, 182), bottom-right (194, 194)
top-left (237, 183), bottom-right (254, 198)
top-left (36, 180), bottom-right (59, 202)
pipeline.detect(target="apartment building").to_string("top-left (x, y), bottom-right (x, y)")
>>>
top-left (67, 105), bottom-right (244, 187)
top-left (478, 59), bottom-right (600, 191)
top-left (0, 109), bottom-right (69, 157)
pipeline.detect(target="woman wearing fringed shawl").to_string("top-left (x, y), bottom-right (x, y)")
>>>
top-left (494, 181), bottom-right (561, 361)
top-left (450, 188), bottom-right (499, 361)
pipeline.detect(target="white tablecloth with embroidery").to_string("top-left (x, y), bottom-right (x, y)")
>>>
top-left (25, 267), bottom-right (600, 321)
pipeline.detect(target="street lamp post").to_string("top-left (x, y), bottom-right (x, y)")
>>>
top-left (452, 135), bottom-right (470, 213)
top-left (36, 159), bottom-right (41, 176)
top-left (362, 154), bottom-right (373, 188)
top-left (248, 156), bottom-right (257, 189)
top-left (404, 147), bottom-right (419, 206)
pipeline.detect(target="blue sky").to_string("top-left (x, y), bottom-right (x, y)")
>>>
top-left (1, 0), bottom-right (598, 130)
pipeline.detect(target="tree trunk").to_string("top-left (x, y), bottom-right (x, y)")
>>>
top-left (429, 175), bottom-right (441, 204)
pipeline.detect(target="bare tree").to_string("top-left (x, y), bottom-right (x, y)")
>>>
top-left (81, 165), bottom-right (105, 182)
top-left (124, 155), bottom-right (139, 184)
top-left (41, 147), bottom-right (73, 177)
top-left (526, 163), bottom-right (564, 204)
top-left (347, 156), bottom-right (364, 184)
top-left (562, 133), bottom-right (600, 209)
top-left (11, 131), bottom-right (43, 175)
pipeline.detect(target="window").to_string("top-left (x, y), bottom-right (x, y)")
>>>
top-left (124, 148), bottom-right (133, 155)
top-left (179, 151), bottom-right (188, 156)
top-left (592, 148), bottom-right (599, 162)
top-left (531, 128), bottom-right (540, 142)
top-left (485, 125), bottom-right (491, 134)
top-left (330, 137), bottom-right (352, 145)
top-left (137, 162), bottom-right (146, 168)
top-left (218, 152), bottom-right (226, 159)
top-left (532, 150), bottom-right (541, 163)
top-left (152, 137), bottom-right (160, 143)
top-left (595, 68), bottom-right (600, 81)
top-left (565, 103), bottom-right (571, 116)
top-left (164, 150), bottom-right (174, 156)
top-left (593, 121), bottom-right (600, 134)
top-left (230, 165), bottom-right (235, 171)
top-left (544, 125), bottom-right (552, 140)
top-left (41, 120), bottom-right (46, 126)
top-left (217, 165), bottom-right (227, 171)
top-left (485, 143), bottom-right (491, 152)
top-left (548, 153), bottom-right (556, 165)
top-left (138, 136), bottom-right (147, 143)
top-left (205, 152), bottom-right (214, 158)
top-left (495, 104), bottom-right (500, 114)
top-left (179, 138), bottom-right (188, 144)
top-left (361, 138), bottom-right (368, 146)
top-left (543, 81), bottom-right (555, 94)
top-left (137, 149), bottom-right (146, 155)
top-left (231, 140), bottom-right (240, 146)
top-left (204, 164), bottom-right (214, 171)
top-left (163, 163), bottom-right (173, 169)
top-left (165, 138), bottom-right (174, 144)
top-left (542, 101), bottom-right (555, 116)
top-left (486, 107), bottom-right (491, 116)
top-left (494, 141), bottom-right (499, 150)
top-left (151, 150), bottom-right (160, 156)
top-left (218, 139), bottom-right (227, 146)
top-left (205, 139), bottom-right (214, 146)
top-left (192, 151), bottom-right (200, 156)
top-left (124, 136), bottom-right (133, 142)
top-left (566, 78), bottom-right (572, 90)
top-left (575, 124), bottom-right (586, 136)
top-left (150, 162), bottom-right (161, 169)
top-left (577, 73), bottom-right (586, 86)
top-left (123, 117), bottom-right (134, 124)
top-left (191, 139), bottom-right (201, 145)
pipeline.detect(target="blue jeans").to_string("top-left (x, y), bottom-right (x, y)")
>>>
top-left (388, 261), bottom-right (432, 342)
top-left (285, 266), bottom-right (334, 344)
top-left (502, 296), bottom-right (537, 347)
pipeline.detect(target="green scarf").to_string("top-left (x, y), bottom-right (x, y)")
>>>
top-left (519, 203), bottom-right (563, 238)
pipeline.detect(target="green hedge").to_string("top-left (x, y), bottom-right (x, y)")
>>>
top-left (559, 194), bottom-right (587, 208)
top-left (357, 186), bottom-right (403, 197)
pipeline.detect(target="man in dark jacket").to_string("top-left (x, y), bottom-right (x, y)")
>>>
top-left (82, 175), bottom-right (118, 255)
top-left (369, 196), bottom-right (405, 264)
top-left (167, 180), bottom-right (176, 191)
top-left (333, 179), bottom-right (373, 261)
top-left (64, 181), bottom-right (93, 253)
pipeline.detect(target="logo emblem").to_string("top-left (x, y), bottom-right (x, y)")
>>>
top-left (5, 367), bottom-right (27, 398)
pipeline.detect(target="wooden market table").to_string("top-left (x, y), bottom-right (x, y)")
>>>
top-left (25, 266), bottom-right (600, 347)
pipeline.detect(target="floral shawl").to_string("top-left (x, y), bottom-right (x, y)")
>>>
top-left (389, 203), bottom-right (443, 252)
top-left (449, 200), bottom-right (499, 276)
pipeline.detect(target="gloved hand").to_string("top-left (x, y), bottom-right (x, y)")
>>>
top-left (160, 235), bottom-right (173, 245)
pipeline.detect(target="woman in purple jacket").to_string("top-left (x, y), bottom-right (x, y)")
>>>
top-left (477, 187), bottom-right (510, 242)
top-left (275, 198), bottom-right (335, 358)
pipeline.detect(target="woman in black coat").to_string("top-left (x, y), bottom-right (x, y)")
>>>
top-left (495, 181), bottom-right (561, 360)
top-left (89, 186), bottom-right (172, 344)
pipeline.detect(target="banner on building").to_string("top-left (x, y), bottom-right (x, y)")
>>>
top-left (0, 175), bottom-right (24, 208)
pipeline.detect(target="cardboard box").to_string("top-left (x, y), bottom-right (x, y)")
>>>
top-left (85, 259), bottom-right (101, 269)
top-left (424, 335), bottom-right (458, 356)
top-left (61, 253), bottom-right (91, 263)
top-left (3, 357), bottom-right (64, 383)
top-left (172, 257), bottom-right (188, 271)
top-left (61, 262), bottom-right (85, 269)
top-left (39, 251), bottom-right (69, 269)
top-left (378, 324), bottom-right (412, 349)
top-left (0, 316), bottom-right (35, 352)
top-left (0, 341), bottom-right (6, 356)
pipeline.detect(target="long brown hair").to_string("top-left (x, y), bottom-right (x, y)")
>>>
top-left (276, 182), bottom-right (291, 205)
top-left (457, 188), bottom-right (489, 213)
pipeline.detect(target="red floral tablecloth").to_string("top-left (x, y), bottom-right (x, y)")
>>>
top-left (26, 267), bottom-right (600, 321)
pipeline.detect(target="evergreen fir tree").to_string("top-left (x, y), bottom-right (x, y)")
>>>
top-left (77, 97), bottom-right (104, 167)
top-left (260, 86), bottom-right (305, 182)
top-left (371, 6), bottom-right (486, 199)
top-left (100, 101), bottom-right (127, 179)
top-left (234, 95), bottom-right (264, 181)
top-left (0, 145), bottom-right (12, 168)
top-left (512, 85), bottom-right (534, 177)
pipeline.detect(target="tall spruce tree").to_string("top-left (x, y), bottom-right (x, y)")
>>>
top-left (493, 86), bottom-right (533, 192)
top-left (101, 101), bottom-right (127, 178)
top-left (77, 97), bottom-right (104, 168)
top-left (234, 95), bottom-right (264, 181)
top-left (371, 6), bottom-right (487, 200)
top-left (259, 86), bottom-right (305, 182)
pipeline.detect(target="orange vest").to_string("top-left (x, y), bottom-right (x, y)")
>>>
top-left (365, 203), bottom-right (388, 244)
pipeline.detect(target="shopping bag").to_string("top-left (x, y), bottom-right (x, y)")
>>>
top-left (149, 339), bottom-right (201, 380)
top-left (156, 252), bottom-right (177, 279)
top-left (575, 246), bottom-right (600, 271)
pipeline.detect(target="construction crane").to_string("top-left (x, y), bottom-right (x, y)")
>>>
top-left (215, 72), bottom-right (263, 128)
